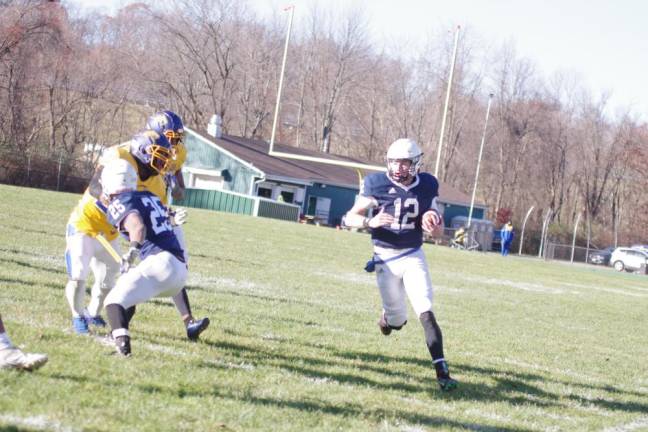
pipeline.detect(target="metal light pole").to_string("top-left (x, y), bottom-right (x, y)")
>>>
top-left (467, 93), bottom-right (494, 228)
top-left (434, 25), bottom-right (461, 178)
top-left (518, 205), bottom-right (535, 255)
top-left (570, 212), bottom-right (582, 263)
top-left (56, 152), bottom-right (63, 191)
top-left (269, 5), bottom-right (295, 154)
top-left (538, 209), bottom-right (553, 258)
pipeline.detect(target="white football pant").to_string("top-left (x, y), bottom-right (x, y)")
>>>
top-left (65, 227), bottom-right (121, 317)
top-left (374, 247), bottom-right (434, 327)
top-left (173, 225), bottom-right (189, 264)
top-left (105, 251), bottom-right (188, 309)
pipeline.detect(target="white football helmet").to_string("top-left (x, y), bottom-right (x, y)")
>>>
top-left (386, 138), bottom-right (423, 181)
top-left (101, 159), bottom-right (138, 197)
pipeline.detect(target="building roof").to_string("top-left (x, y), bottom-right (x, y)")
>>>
top-left (189, 128), bottom-right (485, 208)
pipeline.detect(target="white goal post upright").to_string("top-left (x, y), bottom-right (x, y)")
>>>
top-left (434, 25), bottom-right (461, 178)
top-left (269, 5), bottom-right (294, 156)
top-left (268, 5), bottom-right (386, 178)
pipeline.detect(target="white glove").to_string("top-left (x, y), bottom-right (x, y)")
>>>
top-left (170, 208), bottom-right (188, 226)
top-left (120, 246), bottom-right (140, 273)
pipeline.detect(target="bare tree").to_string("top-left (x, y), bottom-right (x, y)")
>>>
top-left (487, 42), bottom-right (540, 214)
top-left (301, 6), bottom-right (370, 153)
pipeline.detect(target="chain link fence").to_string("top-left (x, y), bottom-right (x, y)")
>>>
top-left (0, 150), bottom-right (93, 193)
top-left (543, 242), bottom-right (599, 264)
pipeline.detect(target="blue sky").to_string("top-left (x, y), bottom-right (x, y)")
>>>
top-left (63, 0), bottom-right (648, 121)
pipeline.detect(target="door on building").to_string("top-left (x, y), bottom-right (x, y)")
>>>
top-left (307, 196), bottom-right (331, 225)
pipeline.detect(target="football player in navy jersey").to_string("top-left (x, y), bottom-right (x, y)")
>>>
top-left (100, 159), bottom-right (188, 356)
top-left (345, 138), bottom-right (457, 391)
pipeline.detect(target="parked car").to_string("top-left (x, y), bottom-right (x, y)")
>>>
top-left (588, 247), bottom-right (615, 265)
top-left (631, 244), bottom-right (648, 254)
top-left (609, 247), bottom-right (648, 272)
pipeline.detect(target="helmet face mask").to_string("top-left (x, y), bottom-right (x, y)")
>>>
top-left (130, 130), bottom-right (172, 174)
top-left (386, 138), bottom-right (423, 182)
top-left (388, 158), bottom-right (416, 182)
top-left (147, 143), bottom-right (173, 173)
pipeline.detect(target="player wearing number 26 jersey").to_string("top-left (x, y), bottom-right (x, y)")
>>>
top-left (345, 138), bottom-right (457, 391)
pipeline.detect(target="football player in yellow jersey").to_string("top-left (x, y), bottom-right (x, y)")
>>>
top-left (65, 189), bottom-right (121, 334)
top-left (64, 131), bottom-right (173, 334)
top-left (145, 111), bottom-right (210, 341)
top-left (146, 110), bottom-right (187, 202)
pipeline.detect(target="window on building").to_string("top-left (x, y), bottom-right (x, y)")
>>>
top-left (307, 196), bottom-right (317, 215)
top-left (191, 173), bottom-right (224, 190)
top-left (279, 191), bottom-right (294, 203)
top-left (257, 187), bottom-right (272, 198)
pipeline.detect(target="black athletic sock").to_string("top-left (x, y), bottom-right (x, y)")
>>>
top-left (125, 306), bottom-right (136, 325)
top-left (419, 310), bottom-right (445, 364)
top-left (106, 304), bottom-right (130, 330)
top-left (172, 288), bottom-right (192, 319)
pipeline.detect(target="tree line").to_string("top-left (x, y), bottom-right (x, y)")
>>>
top-left (1, 0), bottom-right (647, 247)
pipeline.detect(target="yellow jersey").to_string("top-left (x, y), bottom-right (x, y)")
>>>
top-left (67, 189), bottom-right (119, 240)
top-left (68, 140), bottom-right (175, 239)
top-left (170, 142), bottom-right (187, 174)
top-left (101, 143), bottom-right (168, 205)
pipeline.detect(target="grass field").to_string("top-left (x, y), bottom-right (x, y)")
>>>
top-left (0, 184), bottom-right (647, 432)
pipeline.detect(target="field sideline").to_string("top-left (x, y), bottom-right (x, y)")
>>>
top-left (0, 184), bottom-right (647, 432)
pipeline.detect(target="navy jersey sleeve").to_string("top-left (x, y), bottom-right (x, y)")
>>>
top-left (418, 173), bottom-right (439, 201)
top-left (106, 191), bottom-right (185, 262)
top-left (106, 192), bottom-right (140, 229)
top-left (360, 173), bottom-right (379, 198)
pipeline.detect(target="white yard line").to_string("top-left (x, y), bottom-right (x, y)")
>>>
top-left (460, 275), bottom-right (565, 294)
top-left (312, 270), bottom-right (375, 285)
top-left (140, 342), bottom-right (187, 357)
top-left (561, 282), bottom-right (648, 297)
top-left (455, 274), bottom-right (648, 298)
top-left (602, 416), bottom-right (648, 432)
top-left (0, 414), bottom-right (76, 432)
top-left (202, 358), bottom-right (256, 371)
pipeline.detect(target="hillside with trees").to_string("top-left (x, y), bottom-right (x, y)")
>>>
top-left (1, 0), bottom-right (647, 247)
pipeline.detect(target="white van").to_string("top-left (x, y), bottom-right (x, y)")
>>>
top-left (610, 247), bottom-right (648, 272)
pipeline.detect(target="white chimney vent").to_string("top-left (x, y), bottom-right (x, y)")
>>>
top-left (207, 114), bottom-right (223, 138)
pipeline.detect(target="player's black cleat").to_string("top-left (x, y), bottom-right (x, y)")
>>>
top-left (89, 315), bottom-right (107, 327)
top-left (115, 335), bottom-right (131, 357)
top-left (435, 360), bottom-right (458, 391)
top-left (378, 312), bottom-right (392, 336)
top-left (186, 317), bottom-right (210, 341)
top-left (378, 312), bottom-right (406, 336)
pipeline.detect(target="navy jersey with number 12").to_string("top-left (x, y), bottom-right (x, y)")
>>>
top-left (106, 191), bottom-right (185, 263)
top-left (361, 172), bottom-right (439, 249)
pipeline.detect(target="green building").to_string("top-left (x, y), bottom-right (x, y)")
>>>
top-left (176, 125), bottom-right (487, 227)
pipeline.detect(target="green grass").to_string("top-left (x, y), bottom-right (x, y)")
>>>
top-left (0, 184), bottom-right (647, 431)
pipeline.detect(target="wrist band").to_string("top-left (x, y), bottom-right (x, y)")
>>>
top-left (129, 241), bottom-right (143, 250)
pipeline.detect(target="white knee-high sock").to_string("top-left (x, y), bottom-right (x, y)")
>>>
top-left (87, 280), bottom-right (111, 317)
top-left (0, 332), bottom-right (13, 350)
top-left (65, 280), bottom-right (86, 317)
